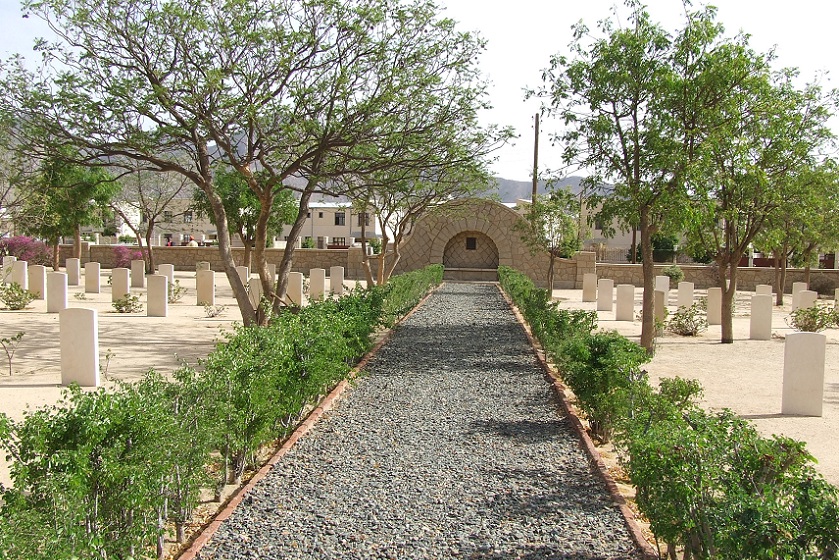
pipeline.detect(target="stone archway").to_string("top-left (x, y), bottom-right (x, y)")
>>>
top-left (443, 231), bottom-right (499, 280)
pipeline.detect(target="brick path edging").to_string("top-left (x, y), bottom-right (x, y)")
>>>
top-left (176, 285), bottom-right (441, 560)
top-left (497, 284), bottom-right (660, 560)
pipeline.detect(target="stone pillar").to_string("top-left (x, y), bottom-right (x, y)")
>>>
top-left (330, 266), bottom-right (345, 296)
top-left (130, 259), bottom-right (145, 288)
top-left (10, 260), bottom-right (28, 290)
top-left (596, 278), bottom-right (614, 312)
top-left (677, 282), bottom-right (694, 308)
top-left (196, 269), bottom-right (215, 306)
top-left (235, 266), bottom-right (249, 290)
top-left (85, 262), bottom-right (101, 293)
top-left (782, 332), bottom-right (826, 416)
top-left (791, 281), bottom-right (807, 311)
top-left (29, 265), bottom-right (46, 299)
top-left (2, 255), bottom-right (16, 284)
top-left (47, 271), bottom-right (68, 313)
top-left (158, 264), bottom-right (175, 286)
top-left (707, 287), bottom-right (722, 325)
top-left (287, 271), bottom-right (304, 306)
top-left (310, 268), bottom-right (326, 300)
top-left (111, 268), bottom-right (130, 301)
top-left (798, 290), bottom-right (818, 311)
top-left (147, 274), bottom-right (168, 317)
top-left (615, 284), bottom-right (635, 321)
top-left (66, 257), bottom-right (81, 286)
top-left (582, 273), bottom-right (597, 302)
top-left (654, 289), bottom-right (667, 322)
top-left (750, 294), bottom-right (773, 340)
top-left (60, 307), bottom-right (99, 387)
top-left (756, 284), bottom-right (773, 296)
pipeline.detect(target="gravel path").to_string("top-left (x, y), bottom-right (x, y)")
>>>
top-left (198, 283), bottom-right (643, 559)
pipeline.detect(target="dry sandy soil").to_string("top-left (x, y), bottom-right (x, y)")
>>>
top-left (551, 285), bottom-right (839, 488)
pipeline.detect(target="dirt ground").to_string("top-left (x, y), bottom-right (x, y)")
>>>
top-left (551, 285), bottom-right (839, 487)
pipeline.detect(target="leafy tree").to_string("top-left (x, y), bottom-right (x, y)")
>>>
top-left (516, 186), bottom-right (581, 288)
top-left (192, 166), bottom-right (297, 269)
top-left (16, 148), bottom-right (116, 269)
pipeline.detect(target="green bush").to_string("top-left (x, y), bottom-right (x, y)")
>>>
top-left (377, 264), bottom-right (443, 326)
top-left (661, 264), bottom-right (684, 284)
top-left (785, 303), bottom-right (837, 332)
top-left (112, 294), bottom-right (143, 313)
top-left (809, 275), bottom-right (836, 296)
top-left (0, 282), bottom-right (37, 310)
top-left (667, 303), bottom-right (708, 336)
top-left (168, 279), bottom-right (187, 303)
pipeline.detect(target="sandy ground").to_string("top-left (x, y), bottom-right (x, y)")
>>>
top-left (0, 269), bottom-right (365, 488)
top-left (551, 286), bottom-right (839, 488)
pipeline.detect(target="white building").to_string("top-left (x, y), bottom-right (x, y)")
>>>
top-left (280, 201), bottom-right (382, 249)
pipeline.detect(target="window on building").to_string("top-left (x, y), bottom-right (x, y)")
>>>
top-left (466, 237), bottom-right (477, 250)
top-left (334, 212), bottom-right (345, 226)
top-left (332, 237), bottom-right (346, 246)
top-left (318, 212), bottom-right (324, 219)
top-left (357, 213), bottom-right (370, 227)
top-left (594, 219), bottom-right (606, 231)
top-left (306, 211), bottom-right (311, 218)
top-left (163, 211), bottom-right (172, 221)
top-left (183, 211), bottom-right (193, 223)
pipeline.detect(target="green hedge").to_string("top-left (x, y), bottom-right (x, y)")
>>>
top-left (499, 266), bottom-right (839, 559)
top-left (0, 265), bottom-right (442, 560)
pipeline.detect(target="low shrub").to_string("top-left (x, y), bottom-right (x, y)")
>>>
top-left (112, 294), bottom-right (143, 313)
top-left (786, 303), bottom-right (838, 332)
top-left (661, 264), bottom-right (684, 284)
top-left (0, 236), bottom-right (53, 267)
top-left (667, 303), bottom-right (708, 336)
top-left (0, 283), bottom-right (37, 310)
top-left (377, 264), bottom-right (443, 326)
top-left (112, 245), bottom-right (144, 269)
top-left (809, 275), bottom-right (836, 297)
top-left (168, 279), bottom-right (187, 303)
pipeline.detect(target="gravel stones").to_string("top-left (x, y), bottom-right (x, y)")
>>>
top-left (198, 283), bottom-right (643, 559)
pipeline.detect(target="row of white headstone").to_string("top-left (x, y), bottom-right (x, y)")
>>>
top-left (580, 272), bottom-right (830, 417)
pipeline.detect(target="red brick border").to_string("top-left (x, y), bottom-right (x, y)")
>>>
top-left (176, 285), bottom-right (440, 560)
top-left (497, 284), bottom-right (660, 560)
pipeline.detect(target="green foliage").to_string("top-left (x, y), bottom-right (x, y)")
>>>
top-left (667, 303), bottom-right (708, 336)
top-left (809, 275), bottom-right (837, 296)
top-left (301, 237), bottom-right (315, 249)
top-left (367, 238), bottom-right (382, 254)
top-left (661, 264), bottom-right (684, 284)
top-left (0, 282), bottom-right (36, 310)
top-left (202, 302), bottom-right (226, 318)
top-left (785, 303), bottom-right (838, 332)
top-left (112, 294), bottom-right (143, 313)
top-left (376, 264), bottom-right (444, 326)
top-left (626, 234), bottom-right (681, 263)
top-left (0, 331), bottom-right (24, 376)
top-left (168, 279), bottom-right (187, 303)
top-left (516, 188), bottom-right (581, 284)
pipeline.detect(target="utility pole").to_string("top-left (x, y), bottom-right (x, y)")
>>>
top-left (532, 113), bottom-right (539, 201)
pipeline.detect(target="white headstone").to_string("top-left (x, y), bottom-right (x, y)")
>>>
top-left (10, 260), bottom-right (28, 290)
top-left (147, 274), bottom-right (168, 317)
top-left (582, 273), bottom-right (597, 302)
top-left (196, 269), bottom-right (215, 306)
top-left (158, 264), bottom-right (175, 286)
top-left (47, 271), bottom-right (68, 313)
top-left (615, 284), bottom-right (635, 321)
top-left (111, 268), bottom-right (131, 301)
top-left (287, 271), bottom-right (304, 306)
top-left (782, 332), bottom-right (826, 416)
top-left (60, 307), bottom-right (99, 387)
top-left (707, 287), bottom-right (722, 325)
top-left (791, 281), bottom-right (807, 311)
top-left (596, 278), bottom-right (614, 312)
top-left (309, 268), bottom-right (326, 300)
top-left (66, 258), bottom-right (81, 286)
top-left (235, 266), bottom-right (249, 291)
top-left (798, 290), bottom-right (818, 311)
top-left (755, 284), bottom-right (773, 296)
top-left (677, 281), bottom-right (694, 309)
top-left (1, 255), bottom-right (16, 284)
top-left (750, 294), bottom-right (773, 340)
top-left (655, 275), bottom-right (670, 294)
top-left (84, 262), bottom-right (101, 293)
top-left (29, 264), bottom-right (46, 299)
top-left (330, 266), bottom-right (345, 296)
top-left (654, 289), bottom-right (667, 322)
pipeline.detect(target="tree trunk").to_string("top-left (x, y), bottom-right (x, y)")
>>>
top-left (377, 235), bottom-right (390, 286)
top-left (241, 235), bottom-right (253, 270)
top-left (639, 208), bottom-right (655, 354)
top-left (719, 257), bottom-right (737, 344)
top-left (51, 239), bottom-right (60, 271)
top-left (143, 227), bottom-right (156, 274)
top-left (548, 251), bottom-right (556, 290)
top-left (359, 216), bottom-right (375, 286)
top-left (274, 187), bottom-right (315, 313)
top-left (73, 224), bottom-right (82, 260)
top-left (773, 252), bottom-right (783, 306)
top-left (630, 228), bottom-right (637, 264)
top-left (777, 247), bottom-right (789, 306)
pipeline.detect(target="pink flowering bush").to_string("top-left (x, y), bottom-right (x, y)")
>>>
top-left (112, 245), bottom-right (144, 268)
top-left (0, 236), bottom-right (53, 266)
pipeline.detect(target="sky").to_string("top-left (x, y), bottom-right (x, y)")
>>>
top-left (1, 0), bottom-right (838, 182)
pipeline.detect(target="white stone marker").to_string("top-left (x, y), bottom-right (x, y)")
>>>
top-left (655, 275), bottom-right (670, 294)
top-left (798, 290), bottom-right (818, 311)
top-left (235, 266), bottom-right (249, 291)
top-left (267, 263), bottom-right (277, 281)
top-left (112, 268), bottom-right (131, 301)
top-left (287, 271), bottom-right (304, 306)
top-left (66, 257), bottom-right (81, 286)
top-left (309, 268), bottom-right (326, 300)
top-left (29, 265), bottom-right (46, 299)
top-left (60, 307), bottom-right (99, 387)
top-left (615, 284), bottom-right (635, 321)
top-left (47, 271), bottom-right (68, 313)
top-left (791, 281), bottom-right (807, 311)
top-left (11, 260), bottom-right (28, 290)
top-left (158, 264), bottom-right (175, 286)
top-left (756, 284), bottom-right (773, 296)
top-left (750, 294), bottom-right (773, 340)
top-left (1, 255), bottom-right (16, 283)
top-left (131, 259), bottom-right (146, 288)
top-left (707, 287), bottom-right (722, 325)
top-left (196, 269), bottom-right (215, 306)
top-left (249, 276), bottom-right (263, 310)
top-left (654, 289), bottom-right (667, 322)
top-left (596, 278), bottom-right (614, 312)
top-left (677, 281), bottom-right (694, 308)
top-left (196, 261), bottom-right (211, 274)
top-left (330, 266), bottom-right (345, 296)
top-left (782, 331), bottom-right (826, 416)
top-left (582, 273), bottom-right (597, 302)
top-left (85, 262), bottom-right (101, 293)
top-left (147, 275), bottom-right (168, 317)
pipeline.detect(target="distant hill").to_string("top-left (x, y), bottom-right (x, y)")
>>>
top-left (481, 176), bottom-right (586, 203)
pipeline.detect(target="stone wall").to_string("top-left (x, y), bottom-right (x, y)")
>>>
top-left (596, 262), bottom-right (839, 293)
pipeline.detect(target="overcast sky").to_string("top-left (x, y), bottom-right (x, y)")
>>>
top-left (1, 0), bottom-right (837, 182)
